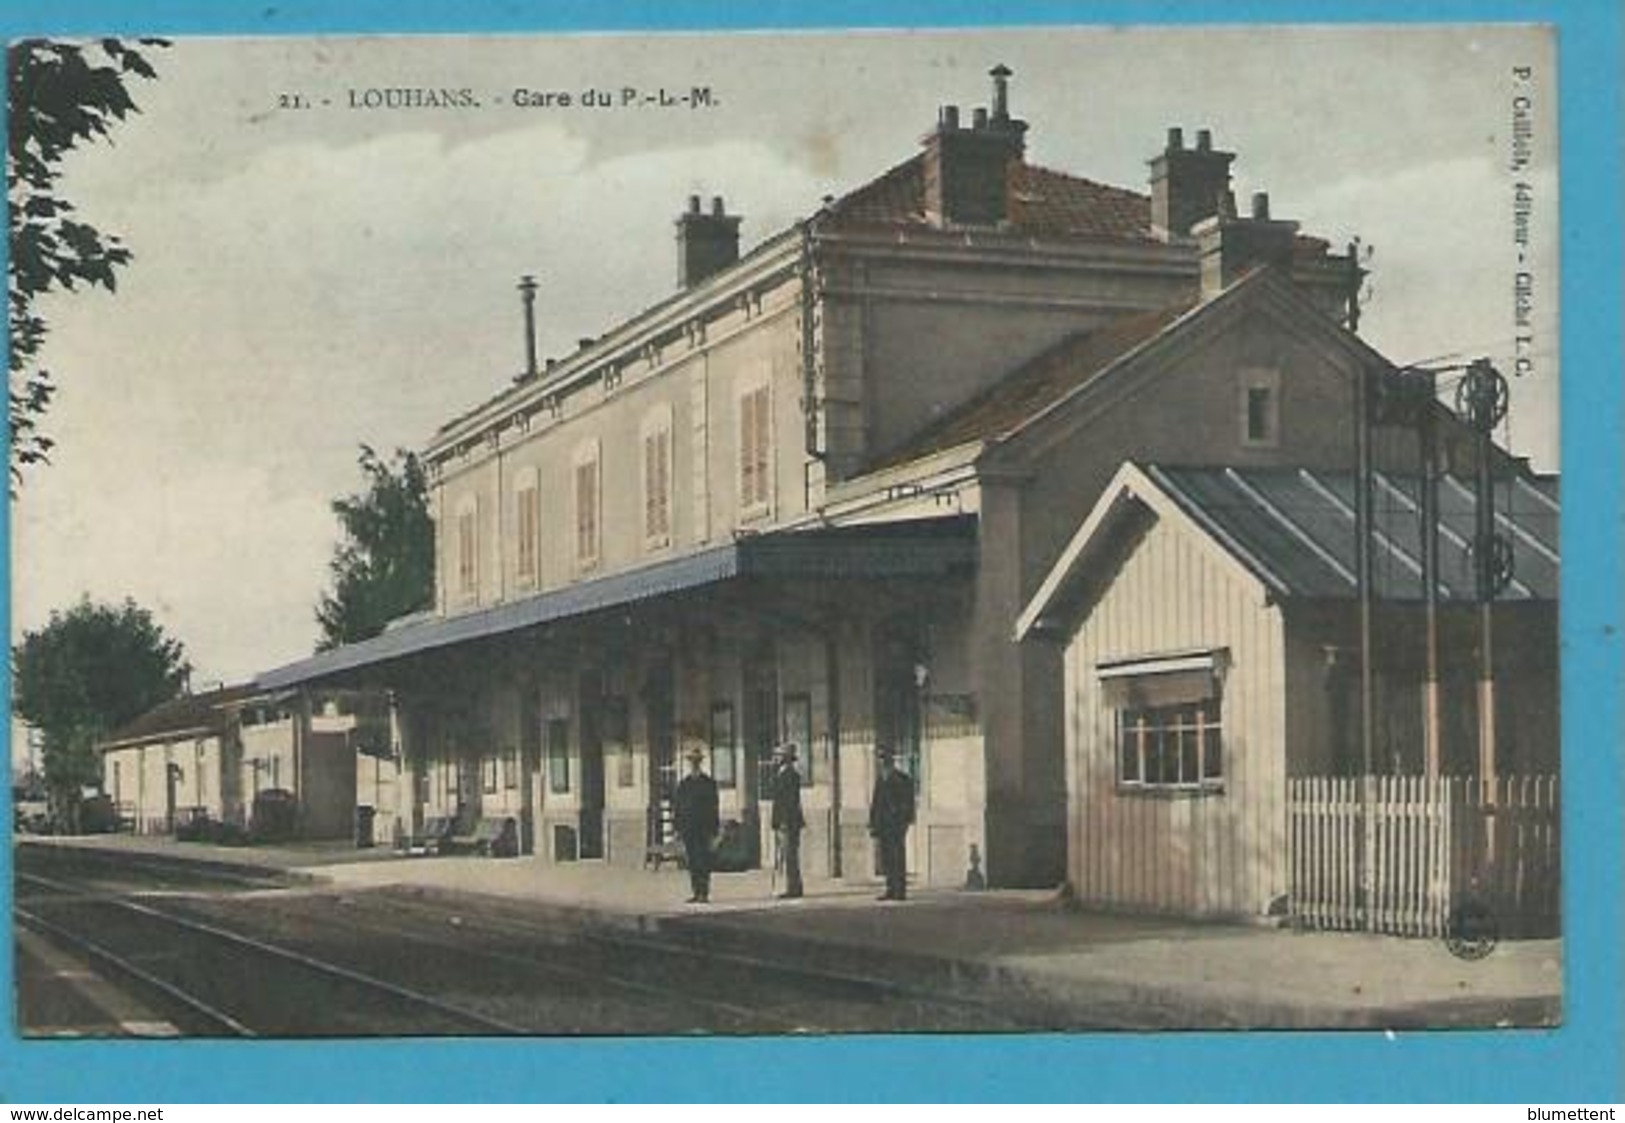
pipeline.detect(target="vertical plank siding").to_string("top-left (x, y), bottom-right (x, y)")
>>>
top-left (1071, 512), bottom-right (1285, 918)
top-left (1288, 774), bottom-right (1559, 937)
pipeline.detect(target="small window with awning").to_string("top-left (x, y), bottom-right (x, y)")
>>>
top-left (1099, 650), bottom-right (1227, 791)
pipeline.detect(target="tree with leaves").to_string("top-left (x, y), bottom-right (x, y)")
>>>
top-left (13, 597), bottom-right (191, 823)
top-left (8, 37), bottom-right (166, 484)
top-left (316, 445), bottom-right (436, 651)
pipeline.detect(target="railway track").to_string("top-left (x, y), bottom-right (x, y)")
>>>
top-left (16, 871), bottom-right (525, 1037)
top-left (357, 888), bottom-right (1045, 1032)
top-left (15, 849), bottom-right (1085, 1034)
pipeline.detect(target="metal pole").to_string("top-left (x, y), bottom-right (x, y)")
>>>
top-left (1420, 382), bottom-right (1442, 777)
top-left (1355, 363), bottom-right (1376, 930)
top-left (1475, 407), bottom-right (1499, 816)
top-left (825, 626), bottom-right (843, 879)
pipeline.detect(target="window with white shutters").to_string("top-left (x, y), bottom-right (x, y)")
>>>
top-left (739, 384), bottom-right (771, 516)
top-left (456, 501), bottom-right (479, 598)
top-left (574, 456), bottom-right (599, 569)
top-left (515, 477), bottom-right (540, 586)
top-left (643, 424), bottom-right (672, 547)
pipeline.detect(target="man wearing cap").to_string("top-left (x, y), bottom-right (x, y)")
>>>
top-left (869, 747), bottom-right (916, 901)
top-left (673, 744), bottom-right (720, 903)
top-left (769, 742), bottom-right (805, 899)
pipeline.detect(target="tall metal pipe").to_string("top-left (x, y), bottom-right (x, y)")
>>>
top-left (519, 274), bottom-right (539, 379)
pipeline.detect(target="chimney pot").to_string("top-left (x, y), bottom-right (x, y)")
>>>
top-left (1150, 127), bottom-right (1235, 238)
top-left (989, 63), bottom-right (1012, 120)
top-left (675, 193), bottom-right (743, 288)
top-left (518, 273), bottom-right (539, 379)
top-left (922, 78), bottom-right (1026, 228)
top-left (1198, 193), bottom-right (1299, 299)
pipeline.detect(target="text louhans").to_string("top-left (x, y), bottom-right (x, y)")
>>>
top-left (337, 86), bottom-right (719, 110)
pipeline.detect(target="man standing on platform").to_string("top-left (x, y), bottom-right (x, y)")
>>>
top-left (673, 744), bottom-right (719, 904)
top-left (869, 746), bottom-right (916, 901)
top-left (770, 742), bottom-right (805, 899)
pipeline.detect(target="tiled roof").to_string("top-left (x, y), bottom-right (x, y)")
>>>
top-left (101, 683), bottom-right (261, 749)
top-left (827, 154), bottom-right (1158, 242)
top-left (870, 300), bottom-right (1196, 470)
top-left (434, 141), bottom-right (1339, 449)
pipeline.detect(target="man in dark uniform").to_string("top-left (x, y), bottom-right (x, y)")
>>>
top-left (673, 744), bottom-right (719, 903)
top-left (769, 742), bottom-right (805, 899)
top-left (869, 746), bottom-right (916, 901)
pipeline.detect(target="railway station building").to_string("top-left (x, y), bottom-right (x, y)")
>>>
top-left (258, 68), bottom-right (1552, 896)
top-left (97, 684), bottom-right (392, 842)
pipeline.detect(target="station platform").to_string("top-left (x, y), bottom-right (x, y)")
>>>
top-left (19, 833), bottom-right (1562, 1029)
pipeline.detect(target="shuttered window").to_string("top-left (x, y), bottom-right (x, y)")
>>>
top-left (515, 482), bottom-right (540, 585)
top-left (574, 455), bottom-right (599, 569)
top-left (739, 384), bottom-right (771, 514)
top-left (643, 426), bottom-right (671, 546)
top-left (456, 504), bottom-right (478, 596)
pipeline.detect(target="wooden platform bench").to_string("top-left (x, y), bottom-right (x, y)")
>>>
top-left (441, 816), bottom-right (518, 858)
top-left (402, 815), bottom-right (457, 856)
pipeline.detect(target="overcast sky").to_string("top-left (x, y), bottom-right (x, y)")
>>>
top-left (10, 25), bottom-right (1559, 689)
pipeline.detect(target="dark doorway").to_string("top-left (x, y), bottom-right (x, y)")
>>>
top-left (578, 671), bottom-right (607, 859)
top-left (165, 762), bottom-right (181, 834)
top-left (644, 662), bottom-right (676, 849)
top-left (519, 690), bottom-right (540, 855)
top-left (456, 753), bottom-right (481, 833)
top-left (875, 624), bottom-right (925, 785)
top-left (743, 637), bottom-right (777, 867)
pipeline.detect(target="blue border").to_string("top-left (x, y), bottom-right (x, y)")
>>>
top-left (3, 0), bottom-right (1620, 1104)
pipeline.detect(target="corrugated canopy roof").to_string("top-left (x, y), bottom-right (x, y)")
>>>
top-left (1148, 464), bottom-right (1559, 602)
top-left (257, 518), bottom-right (977, 690)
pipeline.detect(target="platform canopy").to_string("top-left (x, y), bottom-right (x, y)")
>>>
top-left (257, 517), bottom-right (976, 691)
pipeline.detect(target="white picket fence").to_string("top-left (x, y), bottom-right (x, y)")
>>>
top-left (1288, 774), bottom-right (1559, 938)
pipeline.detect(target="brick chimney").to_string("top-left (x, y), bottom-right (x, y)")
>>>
top-left (1149, 126), bottom-right (1236, 240)
top-left (675, 194), bottom-right (742, 289)
top-left (922, 64), bottom-right (1028, 228)
top-left (1193, 190), bottom-right (1300, 297)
